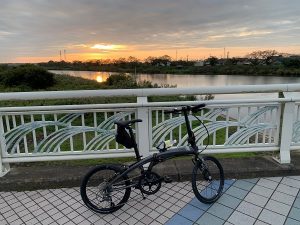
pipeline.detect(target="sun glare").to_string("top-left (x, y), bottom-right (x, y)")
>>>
top-left (96, 75), bottom-right (103, 82)
top-left (91, 44), bottom-right (123, 50)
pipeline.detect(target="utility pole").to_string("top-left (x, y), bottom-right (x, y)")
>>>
top-left (176, 49), bottom-right (178, 61)
top-left (64, 50), bottom-right (67, 61)
top-left (60, 50), bottom-right (62, 61)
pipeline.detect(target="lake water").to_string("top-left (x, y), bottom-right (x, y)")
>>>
top-left (50, 70), bottom-right (300, 100)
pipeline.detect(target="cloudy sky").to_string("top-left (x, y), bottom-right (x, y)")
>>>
top-left (0, 0), bottom-right (300, 62)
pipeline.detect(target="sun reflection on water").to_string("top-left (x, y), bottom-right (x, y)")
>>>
top-left (93, 73), bottom-right (109, 83)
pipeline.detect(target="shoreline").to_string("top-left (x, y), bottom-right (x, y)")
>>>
top-left (48, 68), bottom-right (300, 78)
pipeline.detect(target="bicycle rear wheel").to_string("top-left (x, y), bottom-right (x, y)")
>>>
top-left (80, 164), bottom-right (131, 214)
top-left (192, 156), bottom-right (224, 203)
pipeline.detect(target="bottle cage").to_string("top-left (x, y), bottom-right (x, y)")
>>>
top-left (115, 126), bottom-right (134, 148)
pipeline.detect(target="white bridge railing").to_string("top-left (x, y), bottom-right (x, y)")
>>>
top-left (1, 83), bottom-right (300, 176)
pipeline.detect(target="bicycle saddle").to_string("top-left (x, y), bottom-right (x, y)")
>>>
top-left (114, 119), bottom-right (142, 127)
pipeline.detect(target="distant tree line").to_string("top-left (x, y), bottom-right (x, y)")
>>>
top-left (39, 50), bottom-right (299, 67)
top-left (36, 50), bottom-right (300, 76)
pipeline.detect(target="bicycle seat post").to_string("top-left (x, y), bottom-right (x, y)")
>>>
top-left (127, 126), bottom-right (142, 161)
top-left (183, 108), bottom-right (197, 148)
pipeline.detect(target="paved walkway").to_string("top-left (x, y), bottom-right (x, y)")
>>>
top-left (0, 176), bottom-right (300, 225)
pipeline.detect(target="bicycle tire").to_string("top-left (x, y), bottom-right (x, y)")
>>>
top-left (80, 164), bottom-right (131, 213)
top-left (192, 156), bottom-right (224, 203)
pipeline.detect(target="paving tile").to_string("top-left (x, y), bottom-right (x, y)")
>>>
top-left (164, 210), bottom-right (176, 219)
top-left (156, 214), bottom-right (169, 224)
top-left (195, 212), bottom-right (225, 225)
top-left (244, 192), bottom-right (269, 207)
top-left (125, 216), bottom-right (138, 225)
top-left (127, 207), bottom-right (138, 215)
top-left (257, 178), bottom-right (279, 190)
top-left (271, 191), bottom-right (296, 206)
top-left (288, 176), bottom-right (300, 181)
top-left (228, 211), bottom-right (256, 225)
top-left (225, 179), bottom-right (236, 186)
top-left (293, 197), bottom-right (300, 209)
top-left (175, 200), bottom-right (187, 208)
top-left (148, 210), bottom-right (160, 219)
top-left (288, 207), bottom-right (300, 221)
top-left (188, 198), bottom-right (212, 211)
top-left (177, 204), bottom-right (204, 221)
top-left (266, 177), bottom-right (282, 183)
top-left (276, 184), bottom-right (299, 197)
top-left (169, 205), bottom-right (181, 213)
top-left (217, 193), bottom-right (241, 209)
top-left (265, 199), bottom-right (291, 216)
top-left (226, 186), bottom-right (249, 200)
top-left (233, 180), bottom-right (255, 191)
top-left (87, 215), bottom-right (101, 224)
top-left (148, 221), bottom-right (161, 225)
top-left (258, 209), bottom-right (286, 225)
top-left (9, 219), bottom-right (23, 225)
top-left (133, 211), bottom-right (145, 220)
top-left (207, 203), bottom-right (234, 220)
top-left (27, 217), bottom-right (39, 225)
top-left (285, 218), bottom-right (300, 225)
top-left (56, 216), bottom-right (70, 225)
top-left (254, 221), bottom-right (269, 225)
top-left (35, 212), bottom-right (49, 221)
top-left (281, 177), bottom-right (300, 189)
top-left (63, 222), bottom-right (76, 225)
top-left (22, 213), bottom-right (34, 222)
top-left (251, 185), bottom-right (274, 198)
top-left (6, 214), bottom-right (19, 224)
top-left (141, 215), bottom-right (154, 225)
top-left (165, 214), bottom-right (193, 225)
top-left (236, 201), bottom-right (262, 218)
top-left (223, 180), bottom-right (235, 190)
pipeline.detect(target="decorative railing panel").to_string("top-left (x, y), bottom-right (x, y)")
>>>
top-left (1, 109), bottom-right (136, 158)
top-left (150, 104), bottom-right (280, 151)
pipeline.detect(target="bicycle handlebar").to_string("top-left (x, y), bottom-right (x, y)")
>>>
top-left (164, 103), bottom-right (206, 114)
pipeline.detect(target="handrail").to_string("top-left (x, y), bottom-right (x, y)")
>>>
top-left (0, 98), bottom-right (290, 113)
top-left (1, 83), bottom-right (300, 101)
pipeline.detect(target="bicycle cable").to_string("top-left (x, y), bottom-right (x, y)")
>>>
top-left (193, 114), bottom-right (210, 154)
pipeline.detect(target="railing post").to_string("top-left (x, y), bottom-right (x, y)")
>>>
top-left (136, 96), bottom-right (151, 158)
top-left (0, 116), bottom-right (10, 177)
top-left (278, 101), bottom-right (294, 164)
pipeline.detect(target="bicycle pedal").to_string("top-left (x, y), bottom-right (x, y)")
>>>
top-left (163, 176), bottom-right (173, 183)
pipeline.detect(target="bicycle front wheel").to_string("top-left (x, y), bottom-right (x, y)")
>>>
top-left (192, 156), bottom-right (224, 203)
top-left (80, 164), bottom-right (131, 214)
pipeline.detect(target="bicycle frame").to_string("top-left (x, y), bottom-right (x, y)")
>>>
top-left (108, 107), bottom-right (201, 187)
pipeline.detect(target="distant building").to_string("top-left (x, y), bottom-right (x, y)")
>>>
top-left (194, 61), bottom-right (204, 67)
top-left (155, 62), bottom-right (171, 67)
